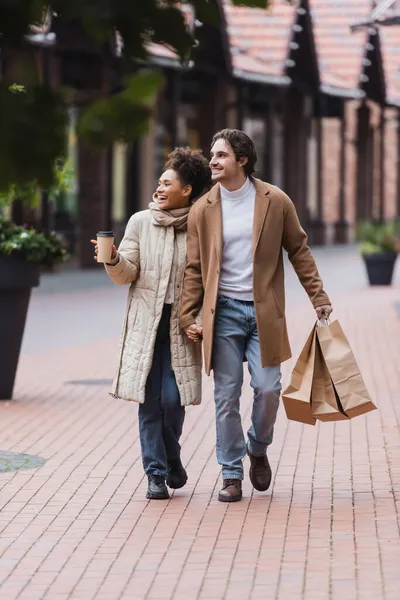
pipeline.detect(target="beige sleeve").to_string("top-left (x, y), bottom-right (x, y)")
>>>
top-left (105, 214), bottom-right (140, 286)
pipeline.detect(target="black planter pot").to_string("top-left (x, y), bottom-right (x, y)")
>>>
top-left (363, 252), bottom-right (398, 286)
top-left (0, 255), bottom-right (40, 400)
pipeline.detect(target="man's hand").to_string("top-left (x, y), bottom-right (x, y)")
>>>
top-left (185, 324), bottom-right (203, 344)
top-left (316, 305), bottom-right (333, 321)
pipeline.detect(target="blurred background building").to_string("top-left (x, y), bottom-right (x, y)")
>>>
top-left (12, 0), bottom-right (400, 267)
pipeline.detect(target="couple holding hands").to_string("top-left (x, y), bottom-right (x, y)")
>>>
top-left (92, 128), bottom-right (332, 502)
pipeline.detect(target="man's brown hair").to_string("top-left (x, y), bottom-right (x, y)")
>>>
top-left (211, 129), bottom-right (257, 177)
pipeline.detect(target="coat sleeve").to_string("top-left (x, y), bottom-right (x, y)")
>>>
top-left (180, 204), bottom-right (204, 330)
top-left (281, 191), bottom-right (331, 308)
top-left (105, 214), bottom-right (140, 285)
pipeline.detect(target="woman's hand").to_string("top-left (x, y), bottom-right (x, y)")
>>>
top-left (90, 239), bottom-right (118, 264)
top-left (185, 324), bottom-right (203, 344)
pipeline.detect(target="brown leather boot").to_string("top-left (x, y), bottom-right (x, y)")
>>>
top-left (218, 479), bottom-right (242, 502)
top-left (247, 445), bottom-right (272, 492)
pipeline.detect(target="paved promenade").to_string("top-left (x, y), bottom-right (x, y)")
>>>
top-left (0, 246), bottom-right (399, 600)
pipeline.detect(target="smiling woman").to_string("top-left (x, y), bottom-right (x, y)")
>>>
top-left (92, 146), bottom-right (211, 501)
top-left (155, 169), bottom-right (192, 211)
top-left (155, 147), bottom-right (213, 210)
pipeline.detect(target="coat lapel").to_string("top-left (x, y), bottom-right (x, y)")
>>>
top-left (206, 185), bottom-right (223, 265)
top-left (252, 179), bottom-right (271, 254)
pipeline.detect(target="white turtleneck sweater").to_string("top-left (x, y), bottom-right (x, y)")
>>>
top-left (218, 177), bottom-right (256, 301)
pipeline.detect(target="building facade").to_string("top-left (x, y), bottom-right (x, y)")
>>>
top-left (28, 0), bottom-right (400, 267)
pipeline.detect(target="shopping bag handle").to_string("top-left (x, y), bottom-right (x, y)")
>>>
top-left (317, 318), bottom-right (330, 328)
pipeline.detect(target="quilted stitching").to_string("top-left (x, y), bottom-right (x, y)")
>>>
top-left (105, 210), bottom-right (202, 406)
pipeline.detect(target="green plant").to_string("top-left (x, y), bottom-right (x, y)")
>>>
top-left (0, 216), bottom-right (69, 267)
top-left (357, 220), bottom-right (400, 255)
top-left (0, 156), bottom-right (74, 208)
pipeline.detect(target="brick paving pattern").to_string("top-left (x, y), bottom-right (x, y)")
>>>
top-left (0, 247), bottom-right (399, 600)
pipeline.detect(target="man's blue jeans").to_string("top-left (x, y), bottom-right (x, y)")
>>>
top-left (139, 304), bottom-right (185, 477)
top-left (212, 296), bottom-right (282, 480)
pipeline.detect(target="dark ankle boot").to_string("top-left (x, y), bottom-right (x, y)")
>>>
top-left (247, 444), bottom-right (272, 492)
top-left (166, 458), bottom-right (188, 489)
top-left (146, 475), bottom-right (169, 500)
top-left (218, 479), bottom-right (242, 502)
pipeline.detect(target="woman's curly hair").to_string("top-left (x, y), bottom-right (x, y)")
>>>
top-left (165, 147), bottom-right (212, 203)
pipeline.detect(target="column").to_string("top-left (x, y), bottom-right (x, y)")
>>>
top-left (356, 102), bottom-right (371, 221)
top-left (307, 114), bottom-right (326, 245)
top-left (111, 142), bottom-right (127, 242)
top-left (125, 141), bottom-right (140, 219)
top-left (77, 143), bottom-right (111, 267)
top-left (397, 109), bottom-right (400, 218)
top-left (167, 70), bottom-right (181, 149)
top-left (269, 95), bottom-right (284, 188)
top-left (263, 98), bottom-right (274, 183)
top-left (283, 88), bottom-right (308, 226)
top-left (197, 78), bottom-right (228, 153)
top-left (334, 109), bottom-right (349, 243)
top-left (378, 105), bottom-right (385, 222)
top-left (138, 120), bottom-right (156, 211)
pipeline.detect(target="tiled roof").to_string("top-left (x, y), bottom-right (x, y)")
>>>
top-left (25, 1), bottom-right (400, 104)
top-left (146, 42), bottom-right (178, 62)
top-left (380, 24), bottom-right (400, 105)
top-left (310, 1), bottom-right (371, 95)
top-left (223, 0), bottom-right (296, 81)
top-left (138, 1), bottom-right (400, 105)
top-left (223, 0), bottom-right (372, 95)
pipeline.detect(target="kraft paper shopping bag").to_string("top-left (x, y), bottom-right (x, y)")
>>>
top-left (311, 334), bottom-right (349, 422)
top-left (282, 326), bottom-right (317, 426)
top-left (316, 320), bottom-right (376, 419)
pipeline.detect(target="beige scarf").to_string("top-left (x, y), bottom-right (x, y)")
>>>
top-left (149, 195), bottom-right (190, 231)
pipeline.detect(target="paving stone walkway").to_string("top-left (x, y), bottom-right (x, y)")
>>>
top-left (0, 247), bottom-right (399, 600)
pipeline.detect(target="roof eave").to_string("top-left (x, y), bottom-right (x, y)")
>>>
top-left (26, 32), bottom-right (56, 46)
top-left (386, 97), bottom-right (400, 108)
top-left (320, 83), bottom-right (366, 100)
top-left (232, 67), bottom-right (291, 86)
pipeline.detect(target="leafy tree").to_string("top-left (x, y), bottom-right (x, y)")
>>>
top-left (0, 0), bottom-right (278, 194)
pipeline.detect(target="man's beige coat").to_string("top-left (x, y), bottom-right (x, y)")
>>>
top-left (180, 179), bottom-right (331, 376)
top-left (106, 210), bottom-right (202, 405)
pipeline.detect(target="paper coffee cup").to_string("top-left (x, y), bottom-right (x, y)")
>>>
top-left (96, 231), bottom-right (115, 263)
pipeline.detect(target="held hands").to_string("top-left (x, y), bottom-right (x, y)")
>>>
top-left (185, 324), bottom-right (203, 344)
top-left (316, 304), bottom-right (333, 321)
top-left (90, 239), bottom-right (118, 264)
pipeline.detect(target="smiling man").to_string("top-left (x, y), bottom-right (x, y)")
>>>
top-left (180, 129), bottom-right (333, 503)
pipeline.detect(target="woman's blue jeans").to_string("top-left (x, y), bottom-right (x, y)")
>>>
top-left (139, 304), bottom-right (185, 477)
